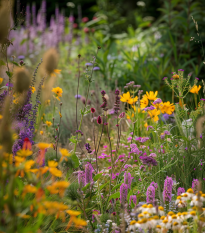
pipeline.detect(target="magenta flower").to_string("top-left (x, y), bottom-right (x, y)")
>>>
top-left (78, 171), bottom-right (85, 188)
top-left (146, 185), bottom-right (155, 204)
top-left (85, 163), bottom-right (93, 184)
top-left (97, 116), bottom-right (102, 124)
top-left (192, 179), bottom-right (199, 193)
top-left (163, 176), bottom-right (173, 202)
top-left (177, 187), bottom-right (185, 196)
top-left (129, 195), bottom-right (137, 205)
top-left (91, 107), bottom-right (96, 113)
top-left (124, 172), bottom-right (132, 189)
top-left (120, 183), bottom-right (128, 205)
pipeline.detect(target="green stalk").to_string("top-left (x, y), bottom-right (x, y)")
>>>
top-left (97, 180), bottom-right (103, 214)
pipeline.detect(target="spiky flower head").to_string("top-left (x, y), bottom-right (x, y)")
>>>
top-left (14, 67), bottom-right (31, 93)
top-left (43, 48), bottom-right (59, 76)
top-left (85, 163), bottom-right (93, 184)
top-left (78, 171), bottom-right (85, 188)
top-left (124, 172), bottom-right (132, 189)
top-left (120, 183), bottom-right (128, 205)
top-left (146, 185), bottom-right (155, 204)
top-left (163, 176), bottom-right (173, 202)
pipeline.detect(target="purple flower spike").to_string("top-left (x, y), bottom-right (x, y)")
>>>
top-left (163, 176), bottom-right (173, 202)
top-left (124, 172), bottom-right (132, 189)
top-left (200, 134), bottom-right (202, 139)
top-left (150, 182), bottom-right (158, 189)
top-left (129, 195), bottom-right (137, 205)
top-left (78, 171), bottom-right (85, 188)
top-left (153, 98), bottom-right (162, 104)
top-left (146, 185), bottom-right (155, 204)
top-left (85, 163), bottom-right (93, 184)
top-left (177, 187), bottom-right (185, 196)
top-left (120, 183), bottom-right (128, 205)
top-left (192, 179), bottom-right (199, 193)
top-left (119, 112), bottom-right (125, 118)
top-left (139, 156), bottom-right (157, 166)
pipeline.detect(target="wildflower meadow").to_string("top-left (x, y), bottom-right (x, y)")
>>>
top-left (0, 0), bottom-right (205, 232)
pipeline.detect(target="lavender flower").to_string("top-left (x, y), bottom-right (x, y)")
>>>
top-left (85, 163), bottom-right (93, 184)
top-left (192, 179), bottom-right (199, 193)
top-left (163, 176), bottom-right (173, 202)
top-left (129, 195), bottom-right (137, 205)
top-left (75, 94), bottom-right (81, 99)
top-left (93, 67), bottom-right (100, 71)
top-left (78, 171), bottom-right (85, 188)
top-left (120, 183), bottom-right (128, 205)
top-left (146, 185), bottom-right (155, 204)
top-left (139, 156), bottom-right (158, 166)
top-left (85, 62), bottom-right (93, 66)
top-left (124, 172), bottom-right (132, 189)
top-left (153, 98), bottom-right (162, 104)
top-left (177, 187), bottom-right (185, 196)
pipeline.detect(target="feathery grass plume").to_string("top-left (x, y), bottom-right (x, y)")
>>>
top-left (0, 1), bottom-right (11, 45)
top-left (14, 67), bottom-right (31, 93)
top-left (0, 96), bottom-right (12, 152)
top-left (42, 48), bottom-right (59, 76)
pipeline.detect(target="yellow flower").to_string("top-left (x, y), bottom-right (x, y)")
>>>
top-left (37, 142), bottom-right (51, 150)
top-left (52, 87), bottom-right (63, 99)
top-left (59, 112), bottom-right (62, 118)
top-left (40, 131), bottom-right (44, 135)
top-left (31, 86), bottom-right (36, 93)
top-left (59, 148), bottom-right (71, 162)
top-left (140, 95), bottom-right (149, 109)
top-left (160, 101), bottom-right (175, 115)
top-left (46, 121), bottom-right (52, 127)
top-left (16, 213), bottom-right (31, 219)
top-left (190, 85), bottom-right (201, 94)
top-left (144, 122), bottom-right (148, 128)
top-left (22, 184), bottom-right (37, 198)
top-left (13, 98), bottom-right (18, 104)
top-left (120, 92), bottom-right (138, 104)
top-left (16, 149), bottom-right (33, 157)
top-left (0, 77), bottom-right (3, 84)
top-left (148, 109), bottom-right (160, 122)
top-left (172, 74), bottom-right (179, 79)
top-left (47, 181), bottom-right (70, 197)
top-left (0, 115), bottom-right (3, 120)
top-left (73, 218), bottom-right (87, 227)
top-left (146, 91), bottom-right (158, 101)
top-left (66, 210), bottom-right (81, 216)
top-left (48, 160), bottom-right (62, 177)
top-left (51, 69), bottom-right (61, 77)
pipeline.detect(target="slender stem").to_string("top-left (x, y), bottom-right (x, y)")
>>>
top-left (76, 56), bottom-right (81, 129)
top-left (97, 180), bottom-right (103, 214)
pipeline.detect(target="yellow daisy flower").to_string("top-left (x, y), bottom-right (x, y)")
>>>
top-left (190, 85), bottom-right (201, 94)
top-left (146, 91), bottom-right (158, 101)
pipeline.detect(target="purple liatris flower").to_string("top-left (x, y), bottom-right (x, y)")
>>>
top-left (146, 185), bottom-right (155, 204)
top-left (85, 163), bottom-right (93, 184)
top-left (97, 115), bottom-right (102, 124)
top-left (129, 195), bottom-right (137, 205)
top-left (150, 182), bottom-right (158, 189)
top-left (124, 172), bottom-right (132, 189)
top-left (78, 171), bottom-right (85, 188)
top-left (163, 176), bottom-right (173, 202)
top-left (153, 98), bottom-right (162, 104)
top-left (192, 179), bottom-right (199, 193)
top-left (177, 187), bottom-right (185, 196)
top-left (139, 156), bottom-right (157, 166)
top-left (120, 183), bottom-right (128, 205)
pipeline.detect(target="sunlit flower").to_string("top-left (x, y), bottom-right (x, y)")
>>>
top-left (46, 121), bottom-right (52, 127)
top-left (47, 181), bottom-right (69, 197)
top-left (120, 91), bottom-right (138, 104)
top-left (37, 142), bottom-right (51, 150)
top-left (59, 148), bottom-right (71, 162)
top-left (0, 77), bottom-right (3, 84)
top-left (160, 101), bottom-right (175, 115)
top-left (52, 87), bottom-right (63, 101)
top-left (16, 149), bottom-right (33, 157)
top-left (146, 91), bottom-right (158, 101)
top-left (48, 161), bottom-right (62, 177)
top-left (190, 85), bottom-right (201, 94)
top-left (172, 74), bottom-right (179, 79)
top-left (22, 184), bottom-right (37, 198)
top-left (140, 95), bottom-right (149, 108)
top-left (40, 131), bottom-right (44, 135)
top-left (45, 99), bottom-right (50, 105)
top-left (148, 109), bottom-right (160, 121)
top-left (0, 114), bottom-right (3, 120)
top-left (51, 69), bottom-right (61, 77)
top-left (31, 86), bottom-right (36, 93)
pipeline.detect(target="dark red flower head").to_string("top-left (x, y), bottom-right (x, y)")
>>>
top-left (91, 107), bottom-right (96, 113)
top-left (97, 115), bottom-right (102, 124)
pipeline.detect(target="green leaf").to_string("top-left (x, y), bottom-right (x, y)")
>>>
top-left (127, 189), bottom-right (133, 203)
top-left (71, 153), bottom-right (79, 168)
top-left (0, 60), bottom-right (6, 66)
top-left (108, 191), bottom-right (120, 202)
top-left (11, 61), bottom-right (20, 66)
top-left (20, 38), bottom-right (28, 45)
top-left (111, 182), bottom-right (122, 192)
top-left (93, 173), bottom-right (102, 181)
top-left (100, 181), bottom-right (109, 191)
top-left (6, 71), bottom-right (13, 78)
top-left (82, 183), bottom-right (90, 192)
